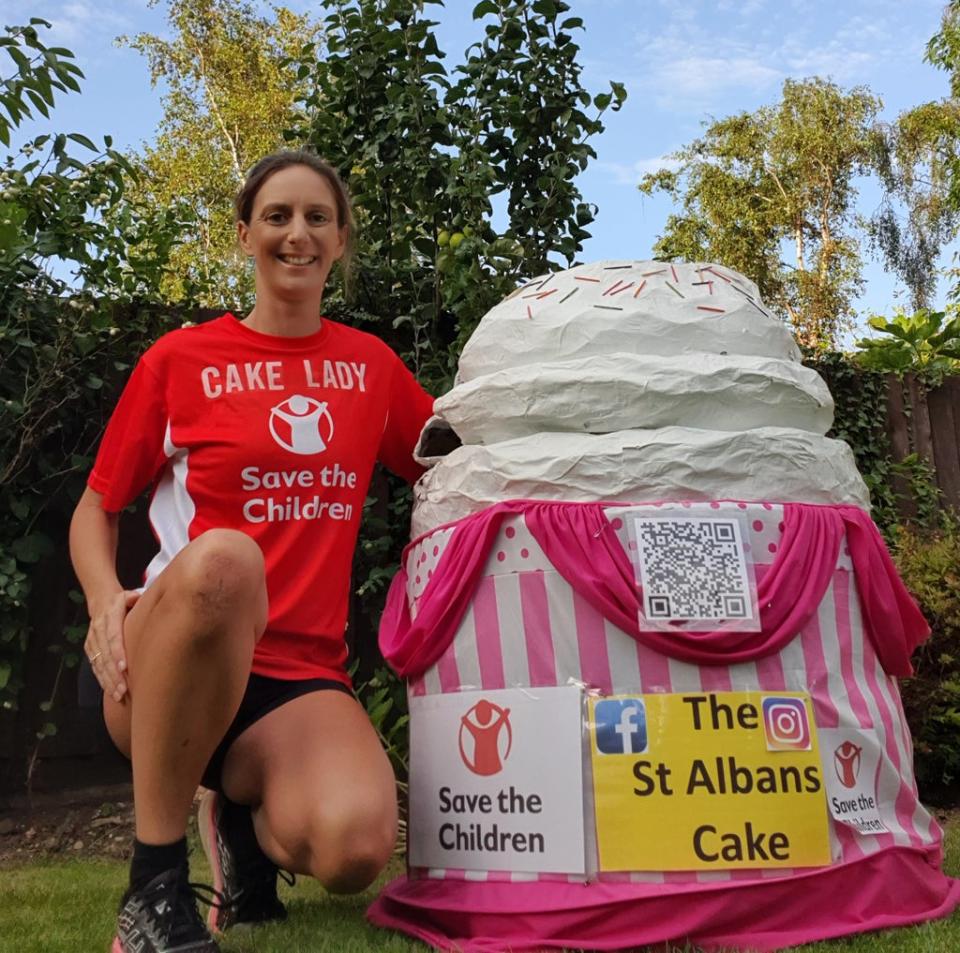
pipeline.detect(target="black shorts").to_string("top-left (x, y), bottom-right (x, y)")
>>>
top-left (98, 671), bottom-right (353, 792)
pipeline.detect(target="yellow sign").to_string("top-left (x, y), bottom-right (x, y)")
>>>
top-left (589, 692), bottom-right (831, 871)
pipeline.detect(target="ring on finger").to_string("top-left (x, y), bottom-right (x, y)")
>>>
top-left (89, 651), bottom-right (103, 663)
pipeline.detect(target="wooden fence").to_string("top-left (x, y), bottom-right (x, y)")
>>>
top-left (2, 371), bottom-right (959, 796)
top-left (886, 374), bottom-right (960, 515)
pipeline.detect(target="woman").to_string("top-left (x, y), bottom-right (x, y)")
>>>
top-left (69, 151), bottom-right (434, 953)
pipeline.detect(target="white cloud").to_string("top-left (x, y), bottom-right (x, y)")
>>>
top-left (623, 1), bottom-right (920, 116)
top-left (596, 156), bottom-right (682, 187)
top-left (656, 55), bottom-right (783, 97)
top-left (4, 2), bottom-right (132, 49)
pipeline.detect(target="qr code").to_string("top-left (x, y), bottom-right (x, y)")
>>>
top-left (632, 517), bottom-right (754, 624)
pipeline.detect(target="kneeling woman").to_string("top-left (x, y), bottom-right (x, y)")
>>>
top-left (69, 151), bottom-right (434, 953)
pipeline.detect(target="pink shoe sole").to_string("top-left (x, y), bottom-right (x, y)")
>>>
top-left (110, 938), bottom-right (123, 952)
top-left (197, 792), bottom-right (223, 933)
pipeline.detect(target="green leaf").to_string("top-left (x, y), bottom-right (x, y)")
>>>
top-left (11, 533), bottom-right (54, 564)
top-left (471, 0), bottom-right (499, 15)
top-left (66, 132), bottom-right (97, 151)
top-left (24, 89), bottom-right (49, 118)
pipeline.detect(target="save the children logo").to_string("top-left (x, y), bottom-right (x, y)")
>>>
top-left (594, 698), bottom-right (648, 755)
top-left (268, 395), bottom-right (334, 454)
top-left (761, 696), bottom-right (811, 751)
top-left (458, 699), bottom-right (512, 776)
top-left (833, 740), bottom-right (862, 789)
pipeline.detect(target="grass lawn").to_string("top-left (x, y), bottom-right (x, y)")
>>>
top-left (0, 817), bottom-right (956, 953)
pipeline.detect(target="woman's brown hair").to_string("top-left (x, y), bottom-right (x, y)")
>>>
top-left (235, 150), bottom-right (355, 295)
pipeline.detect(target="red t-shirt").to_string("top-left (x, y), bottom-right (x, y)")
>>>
top-left (89, 313), bottom-right (434, 682)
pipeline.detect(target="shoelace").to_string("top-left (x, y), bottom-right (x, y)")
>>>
top-left (225, 866), bottom-right (296, 918)
top-left (149, 876), bottom-right (225, 944)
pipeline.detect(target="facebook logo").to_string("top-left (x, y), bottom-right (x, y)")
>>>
top-left (594, 699), bottom-right (648, 755)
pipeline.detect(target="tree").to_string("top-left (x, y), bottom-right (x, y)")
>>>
top-left (295, 0), bottom-right (625, 386)
top-left (870, 101), bottom-right (960, 312)
top-left (120, 0), bottom-right (322, 304)
top-left (638, 78), bottom-right (881, 348)
top-left (0, 20), bottom-right (185, 735)
top-left (864, 2), bottom-right (960, 312)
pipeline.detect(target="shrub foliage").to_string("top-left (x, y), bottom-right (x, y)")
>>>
top-left (893, 521), bottom-right (960, 801)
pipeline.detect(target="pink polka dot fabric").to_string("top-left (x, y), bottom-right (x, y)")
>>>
top-left (603, 501), bottom-right (786, 568)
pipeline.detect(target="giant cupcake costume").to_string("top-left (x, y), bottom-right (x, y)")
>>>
top-left (369, 262), bottom-right (960, 952)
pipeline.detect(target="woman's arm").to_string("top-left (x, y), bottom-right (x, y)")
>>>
top-left (69, 486), bottom-right (138, 702)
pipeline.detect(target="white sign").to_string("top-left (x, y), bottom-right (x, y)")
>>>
top-left (408, 686), bottom-right (586, 874)
top-left (630, 514), bottom-right (759, 632)
top-left (818, 728), bottom-right (888, 836)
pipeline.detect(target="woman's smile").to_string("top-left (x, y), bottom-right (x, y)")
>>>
top-left (237, 163), bottom-right (347, 309)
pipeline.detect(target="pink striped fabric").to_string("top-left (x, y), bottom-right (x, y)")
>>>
top-left (405, 502), bottom-right (942, 883)
top-left (519, 571), bottom-right (557, 687)
top-left (387, 501), bottom-right (958, 952)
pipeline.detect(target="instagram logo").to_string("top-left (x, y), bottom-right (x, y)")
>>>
top-left (762, 697), bottom-right (811, 751)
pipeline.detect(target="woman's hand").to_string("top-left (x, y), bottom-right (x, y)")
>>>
top-left (85, 590), bottom-right (140, 702)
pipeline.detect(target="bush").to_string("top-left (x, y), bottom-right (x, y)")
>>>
top-left (0, 20), bottom-right (188, 733)
top-left (893, 519), bottom-right (960, 802)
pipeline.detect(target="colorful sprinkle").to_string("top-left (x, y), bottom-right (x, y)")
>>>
top-left (664, 281), bottom-right (684, 298)
top-left (575, 276), bottom-right (601, 282)
top-left (705, 266), bottom-right (733, 283)
top-left (559, 288), bottom-right (579, 303)
top-left (633, 280), bottom-right (647, 297)
top-left (697, 306), bottom-right (725, 313)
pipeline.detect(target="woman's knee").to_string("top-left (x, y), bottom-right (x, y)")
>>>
top-left (315, 802), bottom-right (397, 892)
top-left (178, 529), bottom-right (265, 619)
top-left (269, 793), bottom-right (397, 892)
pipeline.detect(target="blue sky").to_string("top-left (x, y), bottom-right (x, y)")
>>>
top-left (4, 0), bottom-right (956, 333)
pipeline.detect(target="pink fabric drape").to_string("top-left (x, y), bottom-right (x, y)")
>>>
top-left (379, 501), bottom-right (928, 680)
top-left (368, 845), bottom-right (960, 952)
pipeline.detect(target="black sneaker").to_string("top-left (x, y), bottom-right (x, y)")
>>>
top-left (111, 865), bottom-right (220, 953)
top-left (198, 791), bottom-right (289, 933)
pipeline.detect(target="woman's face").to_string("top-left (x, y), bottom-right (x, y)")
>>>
top-left (237, 164), bottom-right (347, 307)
